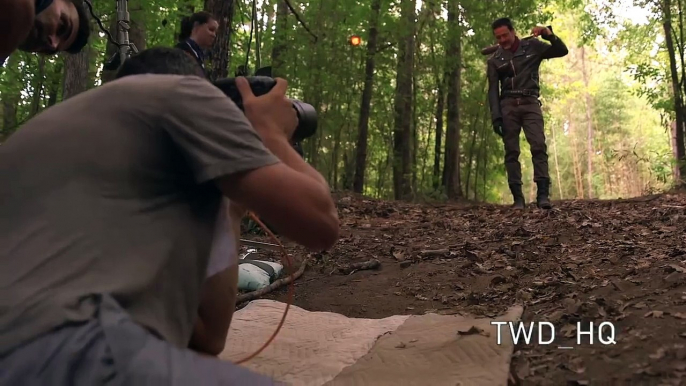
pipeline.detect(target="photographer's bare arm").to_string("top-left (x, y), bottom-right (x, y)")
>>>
top-left (189, 264), bottom-right (238, 356)
top-left (189, 203), bottom-right (244, 356)
top-left (217, 78), bottom-right (339, 251)
top-left (164, 76), bottom-right (338, 252)
top-left (0, 0), bottom-right (34, 59)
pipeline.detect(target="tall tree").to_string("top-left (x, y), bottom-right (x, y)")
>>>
top-left (442, 0), bottom-right (463, 199)
top-left (352, 0), bottom-right (383, 194)
top-left (392, 0), bottom-right (416, 200)
top-left (62, 50), bottom-right (90, 99)
top-left (271, 0), bottom-right (289, 77)
top-left (580, 46), bottom-right (594, 197)
top-left (205, 0), bottom-right (236, 80)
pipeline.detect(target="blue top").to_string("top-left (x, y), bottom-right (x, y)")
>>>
top-left (175, 38), bottom-right (206, 70)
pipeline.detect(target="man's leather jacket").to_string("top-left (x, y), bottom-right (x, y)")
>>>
top-left (487, 33), bottom-right (568, 124)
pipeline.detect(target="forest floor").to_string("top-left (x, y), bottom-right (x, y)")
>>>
top-left (245, 190), bottom-right (686, 385)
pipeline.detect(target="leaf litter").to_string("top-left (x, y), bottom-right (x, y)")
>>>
top-left (249, 192), bottom-right (686, 384)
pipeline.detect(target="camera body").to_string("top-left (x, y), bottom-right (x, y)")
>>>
top-left (213, 77), bottom-right (317, 142)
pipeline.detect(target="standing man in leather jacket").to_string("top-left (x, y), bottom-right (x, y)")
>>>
top-left (487, 17), bottom-right (568, 209)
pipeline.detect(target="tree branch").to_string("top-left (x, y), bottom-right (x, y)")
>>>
top-left (376, 42), bottom-right (394, 52)
top-left (283, 0), bottom-right (318, 42)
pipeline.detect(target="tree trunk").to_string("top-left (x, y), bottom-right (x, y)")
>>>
top-left (663, 0), bottom-right (686, 185)
top-left (411, 65), bottom-right (419, 195)
top-left (204, 0), bottom-right (235, 80)
top-left (391, 0), bottom-right (415, 200)
top-left (352, 0), bottom-right (382, 194)
top-left (673, 121), bottom-right (682, 183)
top-left (47, 63), bottom-right (63, 108)
top-left (580, 46), bottom-right (594, 198)
top-left (1, 98), bottom-right (17, 142)
top-left (30, 56), bottom-right (46, 115)
top-left (480, 115), bottom-right (489, 200)
top-left (464, 101), bottom-right (484, 199)
top-left (432, 75), bottom-right (445, 190)
top-left (410, 3), bottom-right (432, 195)
top-left (442, 1), bottom-right (462, 199)
top-left (262, 2), bottom-right (275, 58)
top-left (63, 49), bottom-right (91, 99)
top-left (569, 119), bottom-right (584, 198)
top-left (551, 119), bottom-right (563, 198)
top-left (428, 1), bottom-right (445, 191)
top-left (420, 108), bottom-right (434, 191)
top-left (270, 0), bottom-right (289, 77)
top-left (473, 102), bottom-right (489, 200)
top-left (1, 99), bottom-right (18, 142)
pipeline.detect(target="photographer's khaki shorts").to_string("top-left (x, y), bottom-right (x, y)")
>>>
top-left (0, 295), bottom-right (279, 386)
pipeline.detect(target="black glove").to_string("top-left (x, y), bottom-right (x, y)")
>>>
top-left (493, 119), bottom-right (504, 137)
top-left (542, 25), bottom-right (556, 41)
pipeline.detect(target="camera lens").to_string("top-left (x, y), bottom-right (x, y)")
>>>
top-left (291, 100), bottom-right (317, 141)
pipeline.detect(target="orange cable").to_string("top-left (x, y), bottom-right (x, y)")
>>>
top-left (233, 212), bottom-right (295, 365)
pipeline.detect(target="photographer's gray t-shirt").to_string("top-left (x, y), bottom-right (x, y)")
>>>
top-left (0, 74), bottom-right (279, 355)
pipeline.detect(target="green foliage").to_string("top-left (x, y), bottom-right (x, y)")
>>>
top-left (0, 0), bottom-right (679, 201)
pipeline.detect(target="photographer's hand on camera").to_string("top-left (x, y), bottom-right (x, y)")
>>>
top-left (235, 77), bottom-right (297, 142)
top-left (220, 76), bottom-right (339, 251)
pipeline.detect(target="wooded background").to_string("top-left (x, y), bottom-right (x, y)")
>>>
top-left (0, 0), bottom-right (684, 203)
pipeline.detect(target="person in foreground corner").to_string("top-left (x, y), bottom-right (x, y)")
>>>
top-left (1, 0), bottom-right (90, 63)
top-left (486, 17), bottom-right (568, 209)
top-left (0, 47), bottom-right (338, 384)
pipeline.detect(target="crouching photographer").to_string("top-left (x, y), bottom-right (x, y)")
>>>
top-left (0, 46), bottom-right (338, 385)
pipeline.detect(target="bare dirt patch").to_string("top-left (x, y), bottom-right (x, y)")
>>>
top-left (242, 192), bottom-right (686, 385)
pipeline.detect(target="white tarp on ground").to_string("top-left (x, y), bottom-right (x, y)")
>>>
top-left (220, 300), bottom-right (523, 386)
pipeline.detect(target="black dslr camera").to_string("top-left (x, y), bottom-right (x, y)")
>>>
top-left (213, 77), bottom-right (317, 143)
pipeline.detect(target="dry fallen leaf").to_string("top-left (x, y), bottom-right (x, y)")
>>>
top-left (649, 347), bottom-right (666, 360)
top-left (304, 193), bottom-right (686, 384)
top-left (644, 310), bottom-right (664, 318)
top-left (457, 325), bottom-right (490, 337)
top-left (516, 359), bottom-right (531, 379)
top-left (561, 324), bottom-right (577, 338)
top-left (668, 264), bottom-right (686, 274)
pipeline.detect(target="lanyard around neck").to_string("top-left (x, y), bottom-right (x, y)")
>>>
top-left (185, 41), bottom-right (201, 59)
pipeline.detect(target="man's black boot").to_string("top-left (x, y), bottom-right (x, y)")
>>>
top-left (536, 180), bottom-right (552, 209)
top-left (509, 184), bottom-right (525, 209)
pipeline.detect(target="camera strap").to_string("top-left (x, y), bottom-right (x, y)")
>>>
top-left (183, 40), bottom-right (206, 70)
top-left (184, 41), bottom-right (200, 60)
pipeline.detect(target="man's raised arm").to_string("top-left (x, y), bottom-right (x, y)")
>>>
top-left (0, 0), bottom-right (35, 60)
top-left (219, 84), bottom-right (338, 250)
top-left (161, 76), bottom-right (339, 252)
top-left (539, 29), bottom-right (568, 59)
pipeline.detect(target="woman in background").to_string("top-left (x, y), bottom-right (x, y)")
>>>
top-left (176, 11), bottom-right (218, 72)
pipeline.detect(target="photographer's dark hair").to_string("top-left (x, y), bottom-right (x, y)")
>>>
top-left (115, 47), bottom-right (206, 79)
top-left (66, 0), bottom-right (91, 54)
top-left (492, 18), bottom-right (514, 31)
top-left (178, 11), bottom-right (214, 42)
